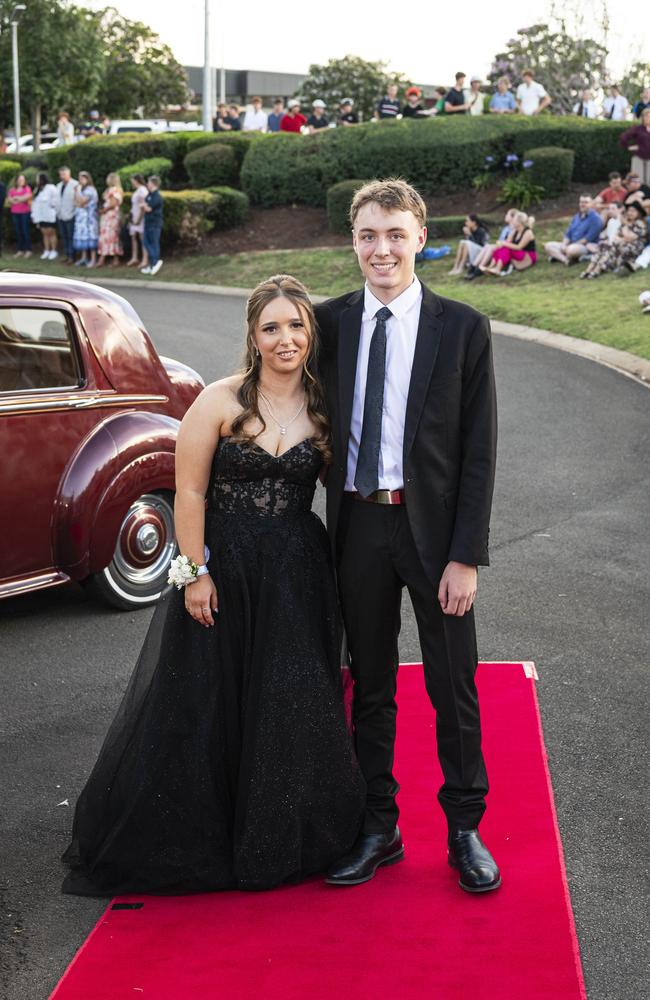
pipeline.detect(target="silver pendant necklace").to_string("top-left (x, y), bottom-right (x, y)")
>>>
top-left (258, 389), bottom-right (306, 435)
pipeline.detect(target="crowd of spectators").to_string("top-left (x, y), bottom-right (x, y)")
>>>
top-left (4, 166), bottom-right (165, 275)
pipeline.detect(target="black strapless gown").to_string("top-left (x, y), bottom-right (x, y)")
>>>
top-left (62, 438), bottom-right (364, 895)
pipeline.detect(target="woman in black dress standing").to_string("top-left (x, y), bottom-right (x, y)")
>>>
top-left (62, 275), bottom-right (365, 895)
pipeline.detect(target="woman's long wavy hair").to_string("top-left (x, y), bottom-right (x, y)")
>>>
top-left (230, 274), bottom-right (331, 462)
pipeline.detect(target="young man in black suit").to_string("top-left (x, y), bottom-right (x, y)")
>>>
top-left (315, 178), bottom-right (500, 893)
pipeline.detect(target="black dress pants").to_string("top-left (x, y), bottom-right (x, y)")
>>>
top-left (336, 497), bottom-right (489, 835)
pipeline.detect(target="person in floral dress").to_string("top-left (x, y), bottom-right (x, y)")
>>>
top-left (73, 171), bottom-right (99, 268)
top-left (97, 172), bottom-right (124, 268)
top-left (580, 203), bottom-right (647, 279)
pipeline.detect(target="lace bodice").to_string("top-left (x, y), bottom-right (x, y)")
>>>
top-left (207, 437), bottom-right (322, 516)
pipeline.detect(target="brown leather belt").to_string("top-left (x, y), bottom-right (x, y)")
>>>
top-left (346, 489), bottom-right (406, 505)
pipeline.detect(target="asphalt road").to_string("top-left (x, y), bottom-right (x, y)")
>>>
top-left (1, 286), bottom-right (649, 1000)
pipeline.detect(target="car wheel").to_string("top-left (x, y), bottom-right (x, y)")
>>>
top-left (84, 491), bottom-right (176, 610)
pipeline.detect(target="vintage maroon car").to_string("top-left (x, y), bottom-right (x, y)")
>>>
top-left (0, 273), bottom-right (204, 609)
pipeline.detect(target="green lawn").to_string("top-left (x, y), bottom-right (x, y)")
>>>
top-left (5, 218), bottom-right (650, 359)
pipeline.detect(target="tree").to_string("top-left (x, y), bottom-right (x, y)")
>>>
top-left (295, 55), bottom-right (410, 122)
top-left (0, 0), bottom-right (105, 142)
top-left (96, 8), bottom-right (189, 118)
top-left (489, 23), bottom-right (609, 114)
top-left (619, 61), bottom-right (650, 105)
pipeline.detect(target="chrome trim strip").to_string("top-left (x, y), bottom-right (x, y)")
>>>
top-left (0, 393), bottom-right (168, 415)
top-left (0, 570), bottom-right (70, 599)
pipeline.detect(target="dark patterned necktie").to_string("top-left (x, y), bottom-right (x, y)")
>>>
top-left (354, 306), bottom-right (392, 497)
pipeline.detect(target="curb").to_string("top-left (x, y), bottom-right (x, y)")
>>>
top-left (88, 276), bottom-right (650, 387)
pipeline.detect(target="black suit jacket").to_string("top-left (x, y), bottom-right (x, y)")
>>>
top-left (314, 284), bottom-right (497, 584)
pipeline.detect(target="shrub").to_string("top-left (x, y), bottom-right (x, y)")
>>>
top-left (240, 116), bottom-right (631, 208)
top-left (185, 131), bottom-right (263, 168)
top-left (45, 132), bottom-right (195, 183)
top-left (118, 157), bottom-right (173, 189)
top-left (184, 143), bottom-right (239, 188)
top-left (206, 186), bottom-right (250, 229)
top-left (0, 159), bottom-right (22, 185)
top-left (523, 146), bottom-right (575, 197)
top-left (326, 179), bottom-right (370, 233)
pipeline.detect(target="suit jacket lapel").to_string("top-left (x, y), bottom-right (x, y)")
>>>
top-left (337, 289), bottom-right (364, 453)
top-left (403, 286), bottom-right (444, 457)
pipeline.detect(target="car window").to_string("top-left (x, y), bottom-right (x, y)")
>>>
top-left (116, 126), bottom-right (152, 133)
top-left (0, 307), bottom-right (82, 393)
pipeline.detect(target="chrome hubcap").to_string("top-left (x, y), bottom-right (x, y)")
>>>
top-left (113, 494), bottom-right (175, 586)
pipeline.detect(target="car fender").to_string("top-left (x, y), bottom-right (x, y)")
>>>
top-left (54, 410), bottom-right (180, 579)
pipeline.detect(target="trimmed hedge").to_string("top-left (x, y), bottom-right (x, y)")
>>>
top-left (45, 132), bottom-right (196, 184)
top-left (184, 143), bottom-right (239, 188)
top-left (523, 146), bottom-right (574, 197)
top-left (185, 131), bottom-right (263, 167)
top-left (241, 116), bottom-right (630, 207)
top-left (0, 159), bottom-right (22, 185)
top-left (206, 186), bottom-right (250, 229)
top-left (326, 179), bottom-right (370, 233)
top-left (118, 157), bottom-right (173, 189)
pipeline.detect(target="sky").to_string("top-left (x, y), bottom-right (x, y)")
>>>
top-left (80, 0), bottom-right (648, 85)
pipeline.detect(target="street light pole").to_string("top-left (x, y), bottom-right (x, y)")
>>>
top-left (201, 0), bottom-right (211, 132)
top-left (10, 5), bottom-right (26, 152)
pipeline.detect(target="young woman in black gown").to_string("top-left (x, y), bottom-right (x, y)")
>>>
top-left (62, 275), bottom-right (365, 896)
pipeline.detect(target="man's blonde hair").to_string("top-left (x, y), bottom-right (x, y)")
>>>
top-left (349, 178), bottom-right (427, 230)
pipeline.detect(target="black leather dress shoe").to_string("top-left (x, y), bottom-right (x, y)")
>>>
top-left (325, 828), bottom-right (404, 886)
top-left (448, 829), bottom-right (501, 893)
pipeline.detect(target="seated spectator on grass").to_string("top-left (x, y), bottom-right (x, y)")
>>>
top-left (580, 203), bottom-right (646, 279)
top-left (594, 172), bottom-right (627, 221)
top-left (544, 195), bottom-right (603, 265)
top-left (481, 211), bottom-right (537, 275)
top-left (375, 84), bottom-right (401, 119)
top-left (489, 77), bottom-right (516, 114)
top-left (243, 97), bottom-right (268, 132)
top-left (466, 208), bottom-right (518, 279)
top-left (432, 87), bottom-right (447, 115)
top-left (212, 104), bottom-right (231, 132)
top-left (516, 70), bottom-right (550, 115)
top-left (307, 99), bottom-right (329, 132)
top-left (626, 211), bottom-right (650, 272)
top-left (338, 99), bottom-right (359, 126)
top-left (8, 173), bottom-right (32, 259)
top-left (603, 85), bottom-right (629, 121)
top-left (639, 289), bottom-right (650, 314)
top-left (31, 172), bottom-right (60, 261)
top-left (623, 172), bottom-right (650, 208)
top-left (267, 99), bottom-right (285, 132)
top-left (280, 99), bottom-right (307, 132)
top-left (633, 88), bottom-right (650, 119)
top-left (445, 73), bottom-right (469, 115)
top-left (402, 86), bottom-right (427, 118)
top-left (619, 108), bottom-right (650, 186)
top-left (573, 88), bottom-right (598, 119)
top-left (449, 214), bottom-right (490, 274)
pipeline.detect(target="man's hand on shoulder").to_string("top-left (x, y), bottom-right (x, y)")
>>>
top-left (438, 561), bottom-right (477, 616)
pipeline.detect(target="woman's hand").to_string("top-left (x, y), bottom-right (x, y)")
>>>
top-left (184, 574), bottom-right (218, 627)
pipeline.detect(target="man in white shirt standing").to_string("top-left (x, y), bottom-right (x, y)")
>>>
top-left (56, 165), bottom-right (79, 264)
top-left (602, 85), bottom-right (629, 121)
top-left (467, 76), bottom-right (484, 116)
top-left (516, 69), bottom-right (551, 115)
top-left (573, 88), bottom-right (598, 119)
top-left (242, 96), bottom-right (268, 132)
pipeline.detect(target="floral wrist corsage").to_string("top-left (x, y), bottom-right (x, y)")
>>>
top-left (167, 547), bottom-right (211, 589)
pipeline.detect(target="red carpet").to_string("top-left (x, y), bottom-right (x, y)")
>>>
top-left (52, 663), bottom-right (586, 1000)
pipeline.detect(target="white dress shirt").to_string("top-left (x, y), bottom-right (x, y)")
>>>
top-left (242, 108), bottom-right (268, 131)
top-left (346, 278), bottom-right (422, 492)
top-left (516, 81), bottom-right (548, 115)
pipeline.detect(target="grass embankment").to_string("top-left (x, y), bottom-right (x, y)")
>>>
top-left (6, 218), bottom-right (650, 360)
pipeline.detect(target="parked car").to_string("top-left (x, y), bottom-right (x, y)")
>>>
top-left (0, 273), bottom-right (204, 609)
top-left (5, 132), bottom-right (61, 154)
top-left (107, 119), bottom-right (169, 135)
